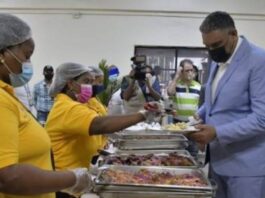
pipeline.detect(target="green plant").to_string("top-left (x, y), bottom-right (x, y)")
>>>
top-left (97, 59), bottom-right (122, 107)
top-left (97, 59), bottom-right (110, 106)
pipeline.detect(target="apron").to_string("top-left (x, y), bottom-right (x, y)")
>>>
top-left (123, 81), bottom-right (146, 114)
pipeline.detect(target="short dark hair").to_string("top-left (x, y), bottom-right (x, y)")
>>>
top-left (193, 64), bottom-right (198, 73)
top-left (200, 11), bottom-right (235, 33)
top-left (43, 65), bottom-right (53, 72)
top-left (179, 59), bottom-right (193, 68)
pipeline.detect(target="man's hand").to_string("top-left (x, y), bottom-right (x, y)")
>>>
top-left (175, 67), bottom-right (183, 79)
top-left (188, 124), bottom-right (216, 145)
top-left (145, 73), bottom-right (152, 87)
top-left (129, 69), bottom-right (135, 78)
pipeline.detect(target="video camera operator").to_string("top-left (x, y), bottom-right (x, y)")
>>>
top-left (120, 55), bottom-right (161, 114)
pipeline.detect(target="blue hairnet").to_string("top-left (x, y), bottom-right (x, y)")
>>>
top-left (49, 62), bottom-right (90, 97)
top-left (0, 13), bottom-right (32, 50)
top-left (108, 65), bottom-right (120, 76)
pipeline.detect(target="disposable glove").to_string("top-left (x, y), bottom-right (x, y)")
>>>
top-left (63, 168), bottom-right (93, 196)
top-left (139, 101), bottom-right (163, 123)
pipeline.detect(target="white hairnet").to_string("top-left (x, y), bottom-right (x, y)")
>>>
top-left (0, 13), bottom-right (32, 50)
top-left (49, 62), bottom-right (90, 97)
top-left (88, 66), bottom-right (104, 77)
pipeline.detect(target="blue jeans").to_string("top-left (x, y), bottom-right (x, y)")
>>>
top-left (37, 111), bottom-right (49, 125)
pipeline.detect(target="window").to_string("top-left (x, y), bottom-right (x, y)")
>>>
top-left (135, 46), bottom-right (210, 85)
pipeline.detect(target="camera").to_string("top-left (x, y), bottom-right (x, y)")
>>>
top-left (131, 55), bottom-right (147, 80)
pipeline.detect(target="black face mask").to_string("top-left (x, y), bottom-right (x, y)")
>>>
top-left (208, 45), bottom-right (231, 63)
top-left (44, 74), bottom-right (53, 81)
top-left (92, 84), bottom-right (105, 96)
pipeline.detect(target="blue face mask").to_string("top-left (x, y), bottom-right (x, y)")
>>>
top-left (4, 49), bottom-right (34, 87)
top-left (8, 62), bottom-right (33, 87)
top-left (109, 74), bottom-right (118, 82)
top-left (92, 84), bottom-right (105, 96)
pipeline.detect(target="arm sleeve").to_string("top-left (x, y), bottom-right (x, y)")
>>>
top-left (197, 104), bottom-right (206, 122)
top-left (61, 104), bottom-right (98, 136)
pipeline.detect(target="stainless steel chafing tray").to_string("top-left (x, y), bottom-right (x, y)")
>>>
top-left (108, 130), bottom-right (185, 142)
top-left (94, 165), bottom-right (216, 195)
top-left (108, 130), bottom-right (182, 142)
top-left (119, 129), bottom-right (177, 136)
top-left (114, 149), bottom-right (191, 155)
top-left (98, 150), bottom-right (198, 168)
top-left (113, 134), bottom-right (188, 150)
top-left (97, 191), bottom-right (214, 198)
top-left (118, 133), bottom-right (185, 140)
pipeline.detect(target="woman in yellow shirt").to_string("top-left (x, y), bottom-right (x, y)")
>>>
top-left (46, 62), bottom-right (153, 173)
top-left (86, 95), bottom-right (108, 164)
top-left (0, 13), bottom-right (93, 198)
top-left (86, 66), bottom-right (109, 164)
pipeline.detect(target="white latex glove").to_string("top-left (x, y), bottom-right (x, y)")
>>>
top-left (63, 168), bottom-right (93, 196)
top-left (140, 101), bottom-right (163, 123)
top-left (89, 164), bottom-right (99, 176)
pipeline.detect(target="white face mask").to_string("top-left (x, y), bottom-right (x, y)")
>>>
top-left (187, 73), bottom-right (194, 81)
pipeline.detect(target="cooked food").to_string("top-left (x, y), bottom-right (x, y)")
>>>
top-left (104, 152), bottom-right (194, 166)
top-left (163, 122), bottom-right (188, 131)
top-left (100, 168), bottom-right (207, 187)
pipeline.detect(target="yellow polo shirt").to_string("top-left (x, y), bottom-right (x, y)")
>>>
top-left (46, 94), bottom-right (105, 170)
top-left (0, 80), bottom-right (54, 198)
top-left (86, 97), bottom-right (108, 149)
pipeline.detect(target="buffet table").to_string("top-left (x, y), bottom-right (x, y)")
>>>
top-left (89, 124), bottom-right (215, 198)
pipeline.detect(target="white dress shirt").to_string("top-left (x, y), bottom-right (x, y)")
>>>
top-left (211, 37), bottom-right (242, 102)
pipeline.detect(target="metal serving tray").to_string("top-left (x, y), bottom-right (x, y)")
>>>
top-left (118, 133), bottom-right (186, 140)
top-left (94, 165), bottom-right (215, 194)
top-left (98, 150), bottom-right (198, 168)
top-left (97, 191), bottom-right (214, 198)
top-left (119, 129), bottom-right (177, 136)
top-left (114, 149), bottom-right (191, 155)
top-left (113, 135), bottom-right (188, 150)
top-left (108, 130), bottom-right (185, 143)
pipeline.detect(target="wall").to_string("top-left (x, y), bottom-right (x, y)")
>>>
top-left (1, 0), bottom-right (265, 85)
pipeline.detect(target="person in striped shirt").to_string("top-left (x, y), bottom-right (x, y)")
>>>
top-left (167, 59), bottom-right (201, 156)
top-left (167, 59), bottom-right (201, 121)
